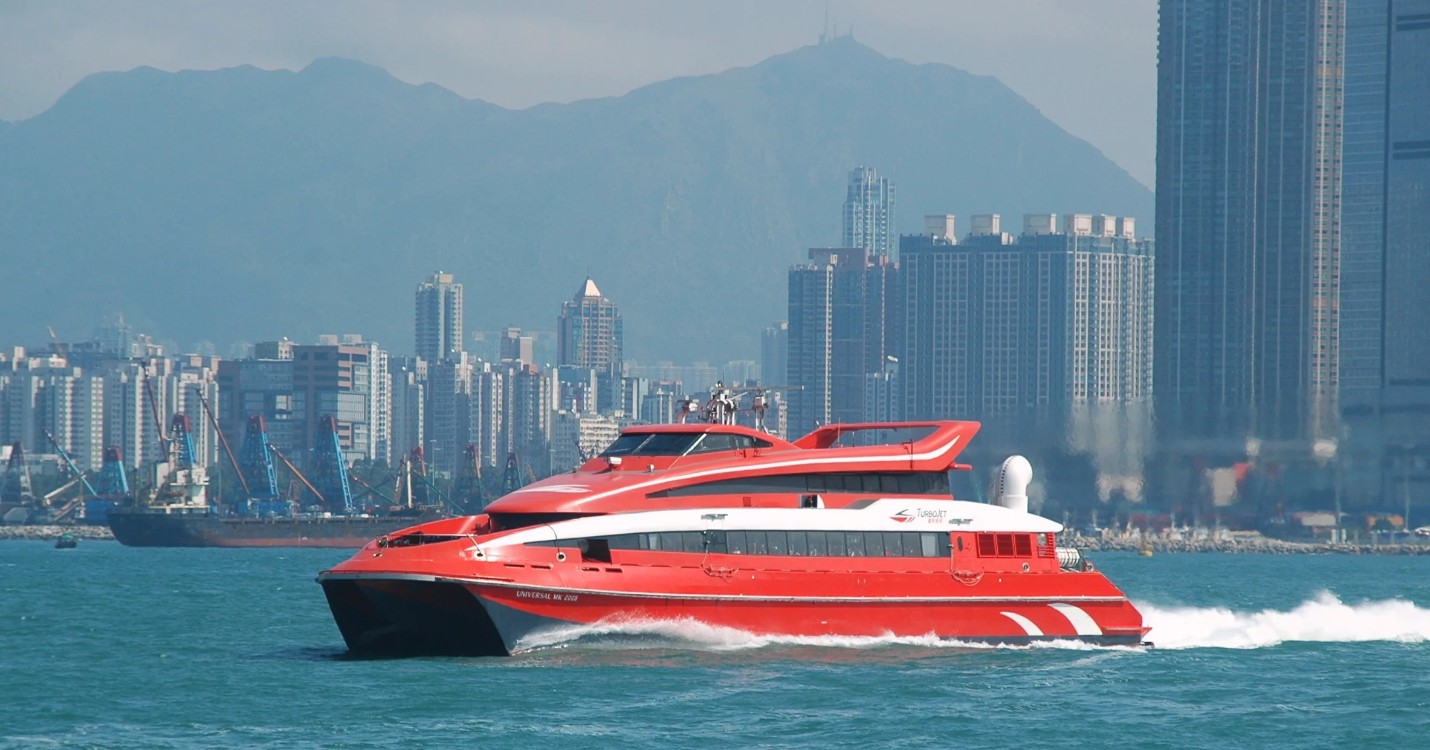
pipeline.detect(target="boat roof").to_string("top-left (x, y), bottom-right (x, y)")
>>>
top-left (485, 421), bottom-right (981, 516)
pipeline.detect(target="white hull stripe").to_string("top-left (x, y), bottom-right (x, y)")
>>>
top-left (1000, 611), bottom-right (1044, 636)
top-left (320, 572), bottom-right (1127, 605)
top-left (509, 435), bottom-right (963, 504)
top-left (1049, 603), bottom-right (1103, 636)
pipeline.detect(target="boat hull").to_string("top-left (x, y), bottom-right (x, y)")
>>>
top-left (320, 572), bottom-right (1148, 656)
top-left (108, 509), bottom-right (433, 548)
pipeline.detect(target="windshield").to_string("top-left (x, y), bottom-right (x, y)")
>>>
top-left (598, 432), bottom-right (702, 457)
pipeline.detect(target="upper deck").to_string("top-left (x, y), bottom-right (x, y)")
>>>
top-left (484, 421), bottom-right (981, 524)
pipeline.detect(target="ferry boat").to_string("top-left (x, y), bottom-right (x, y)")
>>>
top-left (318, 420), bottom-right (1149, 656)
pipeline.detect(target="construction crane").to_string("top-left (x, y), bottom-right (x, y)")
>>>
top-left (500, 452), bottom-right (526, 495)
top-left (45, 477), bottom-right (87, 522)
top-left (392, 447), bottom-right (432, 509)
top-left (237, 415), bottom-right (283, 515)
top-left (267, 444), bottom-right (327, 512)
top-left (46, 326), bottom-right (69, 362)
top-left (88, 446), bottom-right (132, 523)
top-left (142, 369), bottom-right (170, 461)
top-left (451, 444), bottom-right (486, 513)
top-left (1, 441), bottom-right (36, 507)
top-left (305, 415), bottom-right (353, 514)
top-left (41, 432), bottom-right (104, 520)
top-left (193, 387), bottom-right (249, 500)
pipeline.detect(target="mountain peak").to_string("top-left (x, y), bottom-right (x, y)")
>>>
top-left (300, 57), bottom-right (393, 80)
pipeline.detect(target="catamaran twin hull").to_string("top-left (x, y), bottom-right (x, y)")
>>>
top-left (318, 502), bottom-right (1149, 656)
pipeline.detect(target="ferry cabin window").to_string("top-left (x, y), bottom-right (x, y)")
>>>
top-left (787, 530), bottom-right (808, 556)
top-left (647, 471), bottom-right (951, 499)
top-left (530, 531), bottom-right (951, 558)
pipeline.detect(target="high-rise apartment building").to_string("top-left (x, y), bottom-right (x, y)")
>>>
top-left (469, 362), bottom-right (504, 468)
top-left (786, 248), bottom-right (899, 434)
top-left (900, 214), bottom-right (1153, 454)
top-left (557, 278), bottom-right (623, 414)
top-left (424, 353), bottom-right (474, 475)
top-left (388, 357), bottom-right (425, 462)
top-left (415, 272), bottom-right (464, 363)
top-left (504, 364), bottom-right (554, 478)
top-left (842, 167), bottom-right (896, 257)
top-left (558, 279), bottom-right (622, 372)
top-left (1155, 0), bottom-right (1346, 444)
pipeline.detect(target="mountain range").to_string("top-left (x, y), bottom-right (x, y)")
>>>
top-left (0, 38), bottom-right (1152, 363)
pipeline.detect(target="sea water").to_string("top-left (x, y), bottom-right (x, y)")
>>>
top-left (2, 543), bottom-right (1427, 749)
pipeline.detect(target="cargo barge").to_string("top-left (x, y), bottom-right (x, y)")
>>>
top-left (108, 506), bottom-right (440, 548)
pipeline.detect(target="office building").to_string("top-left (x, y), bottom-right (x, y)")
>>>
top-left (1155, 0), bottom-right (1345, 444)
top-left (292, 342), bottom-right (380, 466)
top-left (1340, 0), bottom-right (1430, 504)
top-left (786, 248), bottom-right (899, 434)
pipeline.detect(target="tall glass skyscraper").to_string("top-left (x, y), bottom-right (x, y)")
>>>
top-left (1341, 0), bottom-right (1430, 501)
top-left (1155, 0), bottom-right (1345, 445)
top-left (842, 167), bottom-right (896, 257)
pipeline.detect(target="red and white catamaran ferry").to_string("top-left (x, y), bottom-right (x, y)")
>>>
top-left (318, 419), bottom-right (1149, 656)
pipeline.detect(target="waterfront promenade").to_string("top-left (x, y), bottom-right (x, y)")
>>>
top-left (1069, 532), bottom-right (1430, 556)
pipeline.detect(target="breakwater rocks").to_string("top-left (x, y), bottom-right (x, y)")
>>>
top-left (1069, 533), bottom-right (1430, 556)
top-left (0, 524), bottom-right (116, 542)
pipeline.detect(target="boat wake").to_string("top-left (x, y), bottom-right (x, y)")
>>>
top-left (512, 617), bottom-right (1128, 655)
top-left (1139, 591), bottom-right (1430, 649)
top-left (510, 592), bottom-right (1430, 655)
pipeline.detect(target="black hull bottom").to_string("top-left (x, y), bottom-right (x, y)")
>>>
top-left (320, 578), bottom-right (555, 657)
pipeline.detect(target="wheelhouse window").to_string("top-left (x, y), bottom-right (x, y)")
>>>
top-left (688, 433), bottom-right (774, 454)
top-left (598, 432), bottom-right (702, 458)
top-left (602, 431), bottom-right (774, 458)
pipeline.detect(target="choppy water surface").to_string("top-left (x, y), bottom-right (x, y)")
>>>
top-left (2, 544), bottom-right (1427, 749)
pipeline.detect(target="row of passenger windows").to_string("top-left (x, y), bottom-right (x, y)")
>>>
top-left (647, 471), bottom-right (951, 498)
top-left (531, 530), bottom-right (953, 559)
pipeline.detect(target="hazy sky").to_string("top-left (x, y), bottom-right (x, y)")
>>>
top-left (0, 0), bottom-right (1157, 185)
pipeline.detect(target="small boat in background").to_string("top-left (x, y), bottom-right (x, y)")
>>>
top-left (54, 533), bottom-right (78, 549)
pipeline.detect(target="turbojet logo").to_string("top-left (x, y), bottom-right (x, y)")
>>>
top-left (892, 508), bottom-right (950, 523)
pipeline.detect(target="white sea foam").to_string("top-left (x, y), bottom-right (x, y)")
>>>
top-left (512, 592), bottom-right (1430, 654)
top-left (512, 617), bottom-right (1126, 654)
top-left (1138, 591), bottom-right (1430, 649)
